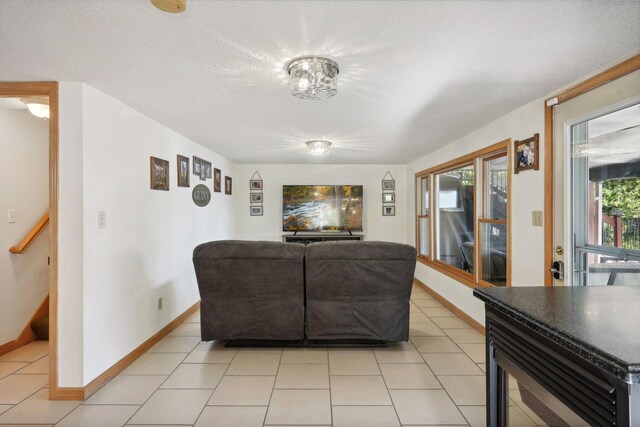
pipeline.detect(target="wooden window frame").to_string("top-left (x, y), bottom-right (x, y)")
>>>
top-left (415, 175), bottom-right (432, 263)
top-left (432, 162), bottom-right (476, 285)
top-left (415, 139), bottom-right (511, 289)
top-left (478, 151), bottom-right (511, 287)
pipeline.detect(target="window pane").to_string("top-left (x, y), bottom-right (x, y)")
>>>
top-left (485, 155), bottom-right (508, 219)
top-left (421, 177), bottom-right (430, 216)
top-left (480, 222), bottom-right (507, 286)
top-left (572, 103), bottom-right (640, 285)
top-left (436, 165), bottom-right (475, 272)
top-left (419, 217), bottom-right (429, 257)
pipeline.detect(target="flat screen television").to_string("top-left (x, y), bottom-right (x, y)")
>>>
top-left (283, 185), bottom-right (363, 232)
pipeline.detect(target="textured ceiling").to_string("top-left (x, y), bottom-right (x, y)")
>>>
top-left (1, 1), bottom-right (638, 164)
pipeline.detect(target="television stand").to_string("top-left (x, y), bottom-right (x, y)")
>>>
top-left (282, 232), bottom-right (364, 245)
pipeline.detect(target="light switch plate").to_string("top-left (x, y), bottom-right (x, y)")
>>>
top-left (97, 211), bottom-right (106, 228)
top-left (8, 209), bottom-right (16, 223)
top-left (532, 210), bottom-right (543, 227)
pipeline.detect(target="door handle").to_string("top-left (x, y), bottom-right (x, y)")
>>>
top-left (550, 261), bottom-right (564, 280)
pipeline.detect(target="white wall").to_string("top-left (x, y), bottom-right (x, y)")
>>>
top-left (0, 109), bottom-right (49, 344)
top-left (57, 82), bottom-right (85, 386)
top-left (406, 97), bottom-right (546, 324)
top-left (56, 83), bottom-right (236, 386)
top-left (234, 164), bottom-right (407, 243)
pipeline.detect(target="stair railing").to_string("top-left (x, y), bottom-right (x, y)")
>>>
top-left (9, 213), bottom-right (49, 254)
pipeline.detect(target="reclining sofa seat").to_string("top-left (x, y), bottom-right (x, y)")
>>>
top-left (193, 240), bottom-right (306, 341)
top-left (305, 241), bottom-right (417, 342)
top-left (193, 240), bottom-right (417, 343)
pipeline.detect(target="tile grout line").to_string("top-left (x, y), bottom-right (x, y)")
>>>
top-left (260, 349), bottom-right (282, 427)
top-left (115, 342), bottom-right (193, 427)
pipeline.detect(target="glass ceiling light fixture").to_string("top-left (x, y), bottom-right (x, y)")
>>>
top-left (287, 57), bottom-right (339, 100)
top-left (22, 97), bottom-right (49, 119)
top-left (306, 140), bottom-right (332, 157)
top-left (150, 0), bottom-right (186, 13)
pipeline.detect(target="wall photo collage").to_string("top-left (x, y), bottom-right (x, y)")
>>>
top-left (249, 171), bottom-right (263, 216)
top-left (149, 154), bottom-right (232, 207)
top-left (382, 171), bottom-right (395, 216)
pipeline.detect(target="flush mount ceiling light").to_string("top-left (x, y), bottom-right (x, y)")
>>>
top-left (306, 140), bottom-right (332, 157)
top-left (22, 97), bottom-right (49, 119)
top-left (150, 0), bottom-right (186, 13)
top-left (287, 57), bottom-right (339, 100)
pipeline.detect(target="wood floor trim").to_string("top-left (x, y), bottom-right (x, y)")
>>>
top-left (50, 301), bottom-right (200, 401)
top-left (413, 278), bottom-right (485, 334)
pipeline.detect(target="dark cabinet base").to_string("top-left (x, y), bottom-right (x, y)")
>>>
top-left (282, 234), bottom-right (364, 245)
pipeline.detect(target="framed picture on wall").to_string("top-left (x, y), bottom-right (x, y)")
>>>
top-left (213, 168), bottom-right (222, 192)
top-left (205, 161), bottom-right (212, 179)
top-left (250, 179), bottom-right (263, 190)
top-left (382, 193), bottom-right (395, 203)
top-left (250, 193), bottom-right (263, 203)
top-left (514, 133), bottom-right (539, 174)
top-left (382, 180), bottom-right (395, 190)
top-left (383, 205), bottom-right (395, 216)
top-left (250, 206), bottom-right (263, 216)
top-left (150, 156), bottom-right (169, 191)
top-left (193, 156), bottom-right (202, 176)
top-left (177, 155), bottom-right (190, 187)
top-left (225, 176), bottom-right (232, 195)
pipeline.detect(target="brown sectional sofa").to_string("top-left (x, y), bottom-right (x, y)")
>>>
top-left (192, 240), bottom-right (416, 343)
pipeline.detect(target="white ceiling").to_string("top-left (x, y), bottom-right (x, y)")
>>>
top-left (1, 1), bottom-right (638, 164)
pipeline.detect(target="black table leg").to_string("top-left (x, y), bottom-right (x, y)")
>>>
top-left (487, 338), bottom-right (508, 426)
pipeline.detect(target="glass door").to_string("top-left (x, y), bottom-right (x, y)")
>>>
top-left (551, 69), bottom-right (640, 286)
top-left (571, 103), bottom-right (640, 285)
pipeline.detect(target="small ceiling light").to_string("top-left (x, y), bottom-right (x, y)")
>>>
top-left (22, 97), bottom-right (49, 119)
top-left (306, 140), bottom-right (332, 157)
top-left (150, 0), bottom-right (186, 13)
top-left (288, 57), bottom-right (339, 100)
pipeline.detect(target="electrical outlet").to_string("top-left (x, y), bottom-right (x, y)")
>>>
top-left (7, 209), bottom-right (16, 223)
top-left (532, 210), bottom-right (543, 227)
top-left (158, 297), bottom-right (163, 310)
top-left (98, 211), bottom-right (106, 228)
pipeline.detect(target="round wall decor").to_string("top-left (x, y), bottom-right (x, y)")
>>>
top-left (192, 184), bottom-right (211, 207)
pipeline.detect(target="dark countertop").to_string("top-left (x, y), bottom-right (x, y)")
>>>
top-left (474, 286), bottom-right (640, 384)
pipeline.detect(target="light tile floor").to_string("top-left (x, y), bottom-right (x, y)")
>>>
top-left (0, 285), bottom-right (547, 426)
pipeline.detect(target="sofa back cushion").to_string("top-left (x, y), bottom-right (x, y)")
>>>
top-left (193, 240), bottom-right (306, 340)
top-left (305, 241), bottom-right (417, 341)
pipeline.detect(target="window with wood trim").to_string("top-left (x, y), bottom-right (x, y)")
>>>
top-left (416, 175), bottom-right (430, 258)
top-left (414, 139), bottom-right (511, 288)
top-left (435, 164), bottom-right (475, 277)
top-left (478, 153), bottom-right (509, 286)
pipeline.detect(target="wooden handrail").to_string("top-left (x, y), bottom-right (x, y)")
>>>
top-left (9, 213), bottom-right (49, 254)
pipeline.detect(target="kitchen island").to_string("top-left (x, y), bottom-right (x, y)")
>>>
top-left (474, 286), bottom-right (639, 426)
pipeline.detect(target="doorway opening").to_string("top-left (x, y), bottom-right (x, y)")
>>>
top-left (0, 82), bottom-right (59, 399)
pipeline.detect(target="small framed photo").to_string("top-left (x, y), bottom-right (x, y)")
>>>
top-left (225, 176), bottom-right (232, 195)
top-left (150, 156), bottom-right (169, 191)
top-left (382, 193), bottom-right (395, 203)
top-left (382, 180), bottom-right (395, 191)
top-left (250, 179), bottom-right (263, 190)
top-left (214, 168), bottom-right (221, 192)
top-left (193, 156), bottom-right (202, 175)
top-left (199, 165), bottom-right (206, 181)
top-left (205, 161), bottom-right (212, 179)
top-left (514, 133), bottom-right (539, 174)
top-left (250, 205), bottom-right (263, 216)
top-left (177, 155), bottom-right (190, 187)
top-left (250, 192), bottom-right (263, 203)
top-left (383, 205), bottom-right (395, 216)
